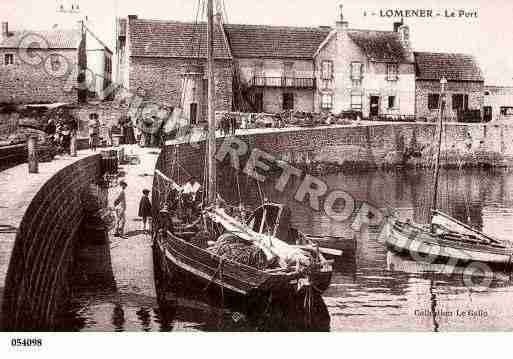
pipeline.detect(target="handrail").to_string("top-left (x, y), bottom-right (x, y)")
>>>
top-left (250, 76), bottom-right (316, 88)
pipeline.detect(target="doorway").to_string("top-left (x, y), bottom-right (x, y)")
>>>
top-left (190, 103), bottom-right (198, 125)
top-left (253, 93), bottom-right (264, 113)
top-left (483, 106), bottom-right (492, 122)
top-left (370, 96), bottom-right (380, 117)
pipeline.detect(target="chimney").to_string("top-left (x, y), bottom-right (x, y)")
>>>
top-left (393, 18), bottom-right (404, 32)
top-left (398, 23), bottom-right (413, 61)
top-left (128, 15), bottom-right (138, 20)
top-left (336, 4), bottom-right (349, 32)
top-left (1, 22), bottom-right (8, 39)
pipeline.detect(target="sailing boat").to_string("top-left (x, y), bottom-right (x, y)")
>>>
top-left (152, 0), bottom-right (334, 302)
top-left (384, 77), bottom-right (513, 266)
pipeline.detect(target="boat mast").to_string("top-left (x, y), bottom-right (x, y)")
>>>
top-left (431, 76), bottom-right (447, 232)
top-left (206, 0), bottom-right (217, 205)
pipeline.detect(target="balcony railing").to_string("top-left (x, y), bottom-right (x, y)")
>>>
top-left (250, 76), bottom-right (316, 89)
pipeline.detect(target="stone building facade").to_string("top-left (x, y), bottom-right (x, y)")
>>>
top-left (414, 52), bottom-right (484, 121)
top-left (313, 13), bottom-right (416, 117)
top-left (0, 20), bottom-right (113, 105)
top-left (116, 7), bottom-right (485, 121)
top-left (117, 16), bottom-right (233, 124)
top-left (0, 23), bottom-right (86, 104)
top-left (483, 86), bottom-right (513, 122)
top-left (225, 24), bottom-right (330, 113)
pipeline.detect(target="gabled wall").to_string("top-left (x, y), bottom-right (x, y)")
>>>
top-left (237, 58), bottom-right (315, 113)
top-left (314, 25), bottom-right (415, 117)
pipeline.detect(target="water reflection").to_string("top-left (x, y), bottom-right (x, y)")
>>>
top-left (136, 307), bottom-right (152, 332)
top-left (112, 303), bottom-right (125, 332)
top-left (152, 246), bottom-right (331, 331)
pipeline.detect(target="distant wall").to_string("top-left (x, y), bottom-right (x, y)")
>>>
top-left (1, 154), bottom-right (102, 330)
top-left (155, 123), bottom-right (513, 188)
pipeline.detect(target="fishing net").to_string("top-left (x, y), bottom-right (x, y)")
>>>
top-left (208, 234), bottom-right (269, 270)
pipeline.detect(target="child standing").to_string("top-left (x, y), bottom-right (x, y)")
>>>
top-left (138, 189), bottom-right (152, 232)
top-left (114, 180), bottom-right (128, 237)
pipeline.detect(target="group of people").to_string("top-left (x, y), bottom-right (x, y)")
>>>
top-left (87, 113), bottom-right (101, 151)
top-left (220, 113), bottom-right (238, 136)
top-left (112, 180), bottom-right (153, 238)
top-left (118, 116), bottom-right (138, 145)
top-left (44, 115), bottom-right (79, 155)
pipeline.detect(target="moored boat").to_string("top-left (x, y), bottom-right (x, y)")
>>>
top-left (152, 0), bottom-right (334, 311)
top-left (385, 76), bottom-right (513, 266)
top-left (385, 212), bottom-right (513, 265)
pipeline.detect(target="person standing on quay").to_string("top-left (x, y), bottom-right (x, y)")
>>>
top-left (138, 189), bottom-right (152, 232)
top-left (88, 113), bottom-right (100, 151)
top-left (114, 180), bottom-right (128, 237)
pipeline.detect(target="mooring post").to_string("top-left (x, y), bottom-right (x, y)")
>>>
top-left (70, 133), bottom-right (77, 157)
top-left (27, 135), bottom-right (39, 174)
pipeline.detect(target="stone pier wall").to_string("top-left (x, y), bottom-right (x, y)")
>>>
top-left (1, 154), bottom-right (102, 330)
top-left (156, 123), bottom-right (513, 186)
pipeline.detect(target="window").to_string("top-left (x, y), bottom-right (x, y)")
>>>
top-left (500, 107), bottom-right (513, 116)
top-left (4, 53), bottom-right (14, 65)
top-left (283, 93), bottom-right (294, 110)
top-left (321, 93), bottom-right (333, 110)
top-left (350, 92), bottom-right (363, 110)
top-left (452, 94), bottom-right (469, 110)
top-left (387, 63), bottom-right (398, 81)
top-left (254, 60), bottom-right (264, 76)
top-left (388, 96), bottom-right (396, 109)
top-left (350, 62), bottom-right (363, 80)
top-left (321, 60), bottom-right (333, 80)
top-left (428, 94), bottom-right (440, 110)
top-left (50, 54), bottom-right (60, 71)
top-left (190, 103), bottom-right (198, 125)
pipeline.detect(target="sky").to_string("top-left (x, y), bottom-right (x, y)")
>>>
top-left (1, 0), bottom-right (512, 85)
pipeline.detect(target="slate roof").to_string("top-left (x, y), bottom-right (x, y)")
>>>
top-left (347, 30), bottom-right (409, 62)
top-left (224, 24), bottom-right (331, 59)
top-left (0, 29), bottom-right (81, 49)
top-left (414, 51), bottom-right (484, 82)
top-left (128, 19), bottom-right (232, 59)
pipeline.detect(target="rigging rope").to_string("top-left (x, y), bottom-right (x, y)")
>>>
top-left (236, 169), bottom-right (242, 206)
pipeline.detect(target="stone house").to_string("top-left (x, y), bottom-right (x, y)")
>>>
top-left (225, 24), bottom-right (330, 113)
top-left (483, 86), bottom-right (513, 122)
top-left (313, 12), bottom-right (416, 118)
top-left (414, 51), bottom-right (484, 121)
top-left (0, 21), bottom-right (86, 104)
top-left (116, 7), bottom-right (486, 121)
top-left (116, 15), bottom-right (233, 124)
top-left (0, 20), bottom-right (113, 105)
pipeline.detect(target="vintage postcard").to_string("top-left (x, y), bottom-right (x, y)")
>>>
top-left (1, 0), bottom-right (513, 350)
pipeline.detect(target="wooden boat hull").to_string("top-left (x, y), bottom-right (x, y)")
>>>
top-left (154, 231), bottom-right (332, 299)
top-left (385, 218), bottom-right (513, 265)
top-left (303, 234), bottom-right (356, 255)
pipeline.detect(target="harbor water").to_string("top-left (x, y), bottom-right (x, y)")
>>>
top-left (3, 167), bottom-right (512, 331)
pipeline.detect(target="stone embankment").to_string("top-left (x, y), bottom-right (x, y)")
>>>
top-left (158, 123), bottom-right (513, 186)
